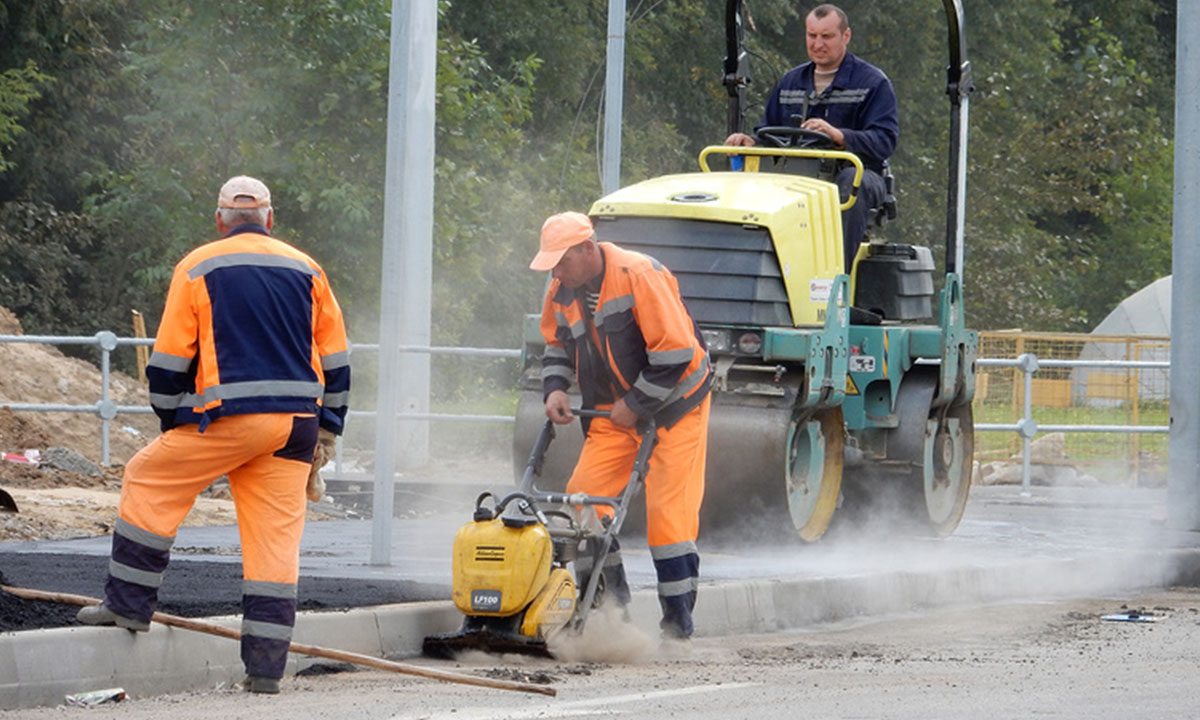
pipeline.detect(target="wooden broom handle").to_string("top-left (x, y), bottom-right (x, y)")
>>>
top-left (1, 584), bottom-right (555, 697)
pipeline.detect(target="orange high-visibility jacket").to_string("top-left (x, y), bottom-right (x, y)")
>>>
top-left (539, 243), bottom-right (711, 429)
top-left (146, 225), bottom-right (350, 434)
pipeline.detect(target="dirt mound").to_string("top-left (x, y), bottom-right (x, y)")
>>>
top-left (0, 306), bottom-right (21, 335)
top-left (0, 306), bottom-right (165, 541)
top-left (0, 311), bottom-right (159, 466)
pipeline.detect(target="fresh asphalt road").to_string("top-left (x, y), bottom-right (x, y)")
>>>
top-left (6, 586), bottom-right (1200, 719)
top-left (3, 483), bottom-right (1199, 714)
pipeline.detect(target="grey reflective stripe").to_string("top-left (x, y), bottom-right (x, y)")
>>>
top-left (635, 375), bottom-right (674, 400)
top-left (594, 293), bottom-right (634, 326)
top-left (542, 365), bottom-right (573, 381)
top-left (779, 89), bottom-right (813, 103)
top-left (660, 355), bottom-right (711, 407)
top-left (148, 351), bottom-right (193, 373)
top-left (544, 346), bottom-right (569, 361)
top-left (321, 350), bottom-right (350, 370)
top-left (210, 380), bottom-right (324, 400)
top-left (159, 380), bottom-right (326, 409)
top-left (115, 517), bottom-right (174, 552)
top-left (650, 541), bottom-right (698, 561)
top-left (149, 392), bottom-right (186, 410)
top-left (648, 348), bottom-right (695, 366)
top-left (188, 253), bottom-right (318, 280)
top-left (779, 88), bottom-right (868, 105)
top-left (658, 577), bottom-right (699, 598)
top-left (322, 390), bottom-right (350, 407)
top-left (243, 580), bottom-right (297, 600)
top-left (242, 618), bottom-right (294, 641)
top-left (553, 312), bottom-right (587, 340)
top-left (637, 353), bottom-right (710, 402)
top-left (110, 560), bottom-right (164, 588)
top-left (822, 88), bottom-right (870, 104)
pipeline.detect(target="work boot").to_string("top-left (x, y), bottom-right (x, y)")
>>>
top-left (76, 603), bottom-right (150, 632)
top-left (243, 675), bottom-right (281, 694)
top-left (658, 623), bottom-right (693, 658)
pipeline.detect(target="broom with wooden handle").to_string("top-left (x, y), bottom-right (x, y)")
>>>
top-left (1, 584), bottom-right (556, 697)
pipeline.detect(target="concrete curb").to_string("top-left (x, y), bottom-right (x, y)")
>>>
top-left (4, 546), bottom-right (1197, 710)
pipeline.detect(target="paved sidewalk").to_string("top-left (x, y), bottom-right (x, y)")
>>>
top-left (2, 484), bottom-right (1198, 710)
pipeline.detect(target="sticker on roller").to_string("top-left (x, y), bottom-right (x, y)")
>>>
top-left (809, 279), bottom-right (833, 303)
top-left (471, 590), bottom-right (502, 611)
top-left (849, 356), bottom-right (876, 373)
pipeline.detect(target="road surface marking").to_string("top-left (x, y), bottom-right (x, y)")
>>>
top-left (389, 682), bottom-right (760, 720)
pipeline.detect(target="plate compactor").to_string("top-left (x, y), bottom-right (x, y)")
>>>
top-left (423, 410), bottom-right (657, 659)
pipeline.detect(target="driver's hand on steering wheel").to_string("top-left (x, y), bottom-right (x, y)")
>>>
top-left (723, 132), bottom-right (756, 147)
top-left (800, 119), bottom-right (845, 148)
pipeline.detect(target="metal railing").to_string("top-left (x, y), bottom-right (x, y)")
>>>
top-left (0, 332), bottom-right (155, 465)
top-left (0, 333), bottom-right (520, 466)
top-left (0, 332), bottom-right (1171, 497)
top-left (976, 354), bottom-right (1169, 496)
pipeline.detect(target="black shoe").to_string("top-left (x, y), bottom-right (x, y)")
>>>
top-left (76, 603), bottom-right (150, 632)
top-left (243, 675), bottom-right (281, 694)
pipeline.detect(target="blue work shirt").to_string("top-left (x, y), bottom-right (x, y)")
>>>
top-left (759, 52), bottom-right (899, 173)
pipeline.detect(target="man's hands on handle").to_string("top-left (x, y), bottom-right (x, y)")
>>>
top-left (306, 428), bottom-right (338, 502)
top-left (608, 398), bottom-right (638, 428)
top-left (545, 390), bottom-right (575, 425)
top-left (544, 390), bottom-right (639, 428)
top-left (799, 118), bottom-right (844, 147)
top-left (723, 132), bottom-right (756, 147)
top-left (725, 120), bottom-right (844, 149)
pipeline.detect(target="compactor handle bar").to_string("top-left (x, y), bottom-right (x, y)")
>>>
top-left (516, 408), bottom-right (657, 503)
top-left (517, 407), bottom-right (614, 491)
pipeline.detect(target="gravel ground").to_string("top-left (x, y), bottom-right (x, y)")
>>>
top-left (4, 586), bottom-right (1198, 719)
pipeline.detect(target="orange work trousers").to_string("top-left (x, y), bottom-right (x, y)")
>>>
top-left (118, 412), bottom-right (313, 585)
top-left (566, 396), bottom-right (710, 548)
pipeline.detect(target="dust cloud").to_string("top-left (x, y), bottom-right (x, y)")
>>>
top-left (695, 472), bottom-right (1181, 616)
top-left (546, 604), bottom-right (655, 663)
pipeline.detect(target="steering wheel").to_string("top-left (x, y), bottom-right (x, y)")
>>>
top-left (755, 125), bottom-right (833, 149)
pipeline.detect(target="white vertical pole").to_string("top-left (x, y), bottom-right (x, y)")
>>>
top-left (601, 0), bottom-right (627, 195)
top-left (1168, 0), bottom-right (1200, 530)
top-left (373, 0), bottom-right (437, 565)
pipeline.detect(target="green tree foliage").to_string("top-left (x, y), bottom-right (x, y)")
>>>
top-left (727, 0), bottom-right (1174, 331)
top-left (0, 1), bottom-right (159, 359)
top-left (0, 201), bottom-right (136, 364)
top-left (43, 0), bottom-right (542, 351)
top-left (0, 61), bottom-right (48, 172)
top-left (0, 1), bottom-right (141, 208)
top-left (0, 0), bottom-right (1181, 364)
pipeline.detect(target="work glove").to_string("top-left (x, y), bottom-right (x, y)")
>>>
top-left (306, 429), bottom-right (338, 502)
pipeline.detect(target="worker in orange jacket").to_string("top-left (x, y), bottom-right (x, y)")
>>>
top-left (77, 176), bottom-right (350, 694)
top-left (531, 211), bottom-right (712, 640)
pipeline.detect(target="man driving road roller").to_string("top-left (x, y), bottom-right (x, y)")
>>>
top-left (724, 3), bottom-right (899, 272)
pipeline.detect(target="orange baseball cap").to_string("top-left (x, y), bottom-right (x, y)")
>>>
top-left (529, 212), bottom-right (594, 271)
top-left (217, 175), bottom-right (272, 209)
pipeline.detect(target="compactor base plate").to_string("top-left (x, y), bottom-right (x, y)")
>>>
top-left (422, 624), bottom-right (552, 659)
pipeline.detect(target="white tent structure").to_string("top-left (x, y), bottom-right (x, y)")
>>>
top-left (1091, 275), bottom-right (1172, 336)
top-left (1072, 276), bottom-right (1171, 405)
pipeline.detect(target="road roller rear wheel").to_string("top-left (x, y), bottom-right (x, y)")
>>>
top-left (785, 407), bottom-right (844, 541)
top-left (886, 368), bottom-right (973, 536)
top-left (917, 401), bottom-right (973, 535)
